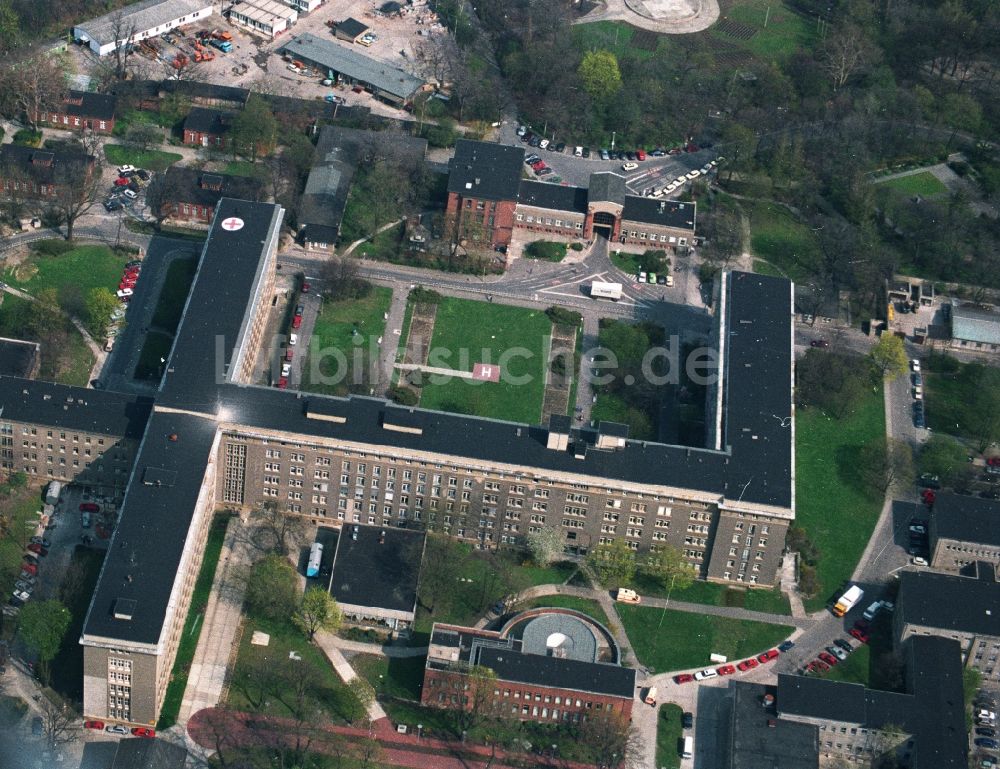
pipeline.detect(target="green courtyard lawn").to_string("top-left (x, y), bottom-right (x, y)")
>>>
top-left (923, 361), bottom-right (1000, 439)
top-left (0, 294), bottom-right (93, 385)
top-left (747, 202), bottom-right (822, 282)
top-left (629, 573), bottom-right (791, 615)
top-left (523, 241), bottom-right (567, 262)
top-left (104, 144), bottom-right (183, 173)
top-left (617, 605), bottom-right (793, 673)
top-left (796, 384), bottom-right (885, 612)
top-left (519, 595), bottom-right (611, 628)
top-left (301, 287), bottom-right (392, 396)
top-left (2, 243), bottom-right (128, 310)
top-left (351, 654), bottom-right (426, 701)
top-left (158, 515), bottom-right (229, 728)
top-left (753, 259), bottom-right (787, 278)
top-left (656, 703), bottom-right (684, 769)
top-left (150, 258), bottom-right (197, 331)
top-left (418, 297), bottom-right (552, 424)
top-left (877, 171), bottom-right (948, 197)
top-left (49, 547), bottom-right (105, 705)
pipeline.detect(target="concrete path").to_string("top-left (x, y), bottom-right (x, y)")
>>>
top-left (377, 286), bottom-right (408, 394)
top-left (329, 636), bottom-right (428, 658)
top-left (780, 552), bottom-right (808, 619)
top-left (576, 0), bottom-right (721, 34)
top-left (178, 516), bottom-right (254, 725)
top-left (69, 316), bottom-right (107, 384)
top-left (342, 218), bottom-right (405, 257)
top-left (312, 630), bottom-right (388, 723)
top-left (393, 362), bottom-right (476, 379)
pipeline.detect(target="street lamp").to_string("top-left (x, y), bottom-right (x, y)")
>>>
top-left (611, 131), bottom-right (616, 151)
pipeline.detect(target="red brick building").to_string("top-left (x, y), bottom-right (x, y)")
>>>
top-left (182, 107), bottom-right (233, 148)
top-left (150, 166), bottom-right (265, 225)
top-left (445, 141), bottom-right (522, 251)
top-left (422, 611), bottom-right (635, 725)
top-left (38, 90), bottom-right (117, 134)
top-left (0, 145), bottom-right (94, 200)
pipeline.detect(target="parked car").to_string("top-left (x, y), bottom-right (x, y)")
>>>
top-left (84, 720), bottom-right (105, 730)
top-left (813, 659), bottom-right (830, 672)
top-left (976, 739), bottom-right (1000, 750)
top-left (292, 315), bottom-right (302, 329)
top-left (834, 638), bottom-right (854, 653)
top-left (694, 668), bottom-right (718, 681)
top-left (758, 649), bottom-right (780, 663)
top-left (827, 645), bottom-right (848, 661)
top-left (21, 563), bottom-right (37, 576)
top-left (29, 536), bottom-right (50, 548)
top-left (778, 640), bottom-right (796, 652)
top-left (682, 711), bottom-right (693, 728)
top-left (538, 139), bottom-right (550, 150)
top-left (289, 333), bottom-right (298, 346)
top-left (819, 651), bottom-right (838, 666)
top-left (122, 189), bottom-right (137, 200)
top-left (716, 664), bottom-right (736, 675)
top-left (132, 727), bottom-right (156, 738)
top-left (911, 556), bottom-right (929, 566)
top-left (918, 473), bottom-right (940, 489)
top-left (636, 149), bottom-right (647, 161)
top-left (622, 162), bottom-right (638, 171)
top-left (674, 673), bottom-right (694, 684)
top-left (909, 523), bottom-right (927, 534)
top-left (810, 339), bottom-right (829, 348)
top-left (554, 142), bottom-right (566, 153)
top-left (12, 590), bottom-right (30, 602)
top-left (116, 165), bottom-right (137, 176)
top-left (977, 728), bottom-right (998, 737)
top-left (14, 581), bottom-right (33, 593)
top-left (600, 148), bottom-right (610, 160)
top-left (26, 543), bottom-right (47, 556)
top-left (737, 658), bottom-right (759, 671)
top-left (911, 358), bottom-right (921, 372)
top-left (80, 502), bottom-right (99, 513)
top-left (105, 724), bottom-right (129, 735)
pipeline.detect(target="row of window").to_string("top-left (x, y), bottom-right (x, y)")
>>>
top-left (48, 114), bottom-right (107, 130)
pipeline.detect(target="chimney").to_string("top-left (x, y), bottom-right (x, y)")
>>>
top-left (379, 530), bottom-right (386, 544)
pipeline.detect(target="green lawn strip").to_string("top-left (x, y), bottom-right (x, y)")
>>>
top-left (0, 295), bottom-right (93, 385)
top-left (49, 547), bottom-right (105, 704)
top-left (571, 21), bottom-right (660, 61)
top-left (923, 363), bottom-right (1000, 438)
top-left (519, 595), bottom-right (610, 628)
top-left (157, 515), bottom-right (229, 728)
top-left (747, 201), bottom-right (822, 282)
top-left (418, 297), bottom-right (550, 423)
top-left (2, 244), bottom-right (127, 305)
top-left (796, 386), bottom-right (885, 612)
top-left (655, 703), bottom-right (684, 769)
top-left (104, 144), bottom-right (183, 173)
top-left (610, 250), bottom-right (645, 275)
top-left (753, 259), bottom-right (787, 278)
top-left (134, 331), bottom-right (174, 382)
top-left (629, 572), bottom-right (790, 614)
top-left (821, 644), bottom-right (870, 686)
top-left (150, 258), bottom-right (197, 331)
top-left (353, 223), bottom-right (404, 259)
top-left (523, 241), bottom-right (567, 262)
top-left (351, 653), bottom-right (426, 701)
top-left (617, 605), bottom-right (793, 673)
top-left (716, 0), bottom-right (819, 60)
top-left (300, 287), bottom-right (392, 396)
top-left (877, 171), bottom-right (948, 197)
top-left (224, 160), bottom-right (262, 177)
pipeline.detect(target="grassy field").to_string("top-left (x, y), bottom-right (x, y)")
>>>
top-left (418, 297), bottom-right (552, 424)
top-left (572, 21), bottom-right (663, 61)
top-left (519, 595), bottom-right (611, 628)
top-left (2, 243), bottom-right (127, 304)
top-left (717, 0), bottom-right (818, 60)
top-left (656, 703), bottom-right (684, 769)
top-left (351, 653), bottom-right (426, 701)
top-left (878, 171), bottom-right (948, 197)
top-left (301, 287), bottom-right (392, 396)
top-left (0, 294), bottom-right (93, 385)
top-left (49, 547), bottom-right (105, 706)
top-left (821, 644), bottom-right (870, 686)
top-left (924, 362), bottom-right (1000, 439)
top-left (747, 202), bottom-right (822, 281)
top-left (353, 223), bottom-right (404, 259)
top-left (150, 258), bottom-right (197, 331)
top-left (617, 605), bottom-right (793, 673)
top-left (157, 515), bottom-right (229, 728)
top-left (629, 573), bottom-right (791, 615)
top-left (753, 259), bottom-right (787, 278)
top-left (104, 144), bottom-right (183, 172)
top-left (523, 241), bottom-right (568, 262)
top-left (796, 385), bottom-right (885, 612)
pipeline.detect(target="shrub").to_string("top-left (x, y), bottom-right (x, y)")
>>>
top-left (570, 242), bottom-right (584, 251)
top-left (389, 386), bottom-right (418, 406)
top-left (31, 239), bottom-right (74, 257)
top-left (12, 128), bottom-right (42, 147)
top-left (524, 241), bottom-right (567, 262)
top-left (545, 305), bottom-right (582, 327)
top-left (410, 286), bottom-right (442, 304)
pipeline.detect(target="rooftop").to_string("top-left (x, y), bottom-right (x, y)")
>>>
top-left (621, 196), bottom-right (697, 231)
top-left (476, 644), bottom-right (635, 698)
top-left (898, 561), bottom-right (1000, 637)
top-left (587, 172), bottom-right (626, 204)
top-left (517, 180), bottom-right (588, 214)
top-left (279, 33), bottom-right (425, 102)
top-left (0, 144), bottom-right (93, 185)
top-left (156, 166), bottom-right (266, 209)
top-left (0, 338), bottom-right (39, 378)
top-left (63, 90), bottom-right (117, 120)
top-left (930, 492), bottom-right (1000, 548)
top-left (110, 737), bottom-right (187, 769)
top-left (726, 682), bottom-right (818, 769)
top-left (230, 0), bottom-right (297, 24)
top-left (73, 0), bottom-right (211, 47)
top-left (328, 523), bottom-right (425, 614)
top-left (448, 140), bottom-right (525, 202)
top-left (950, 301), bottom-right (1000, 345)
top-left (336, 17), bottom-right (369, 38)
top-left (183, 107), bottom-right (233, 136)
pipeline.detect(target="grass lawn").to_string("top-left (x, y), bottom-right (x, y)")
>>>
top-left (656, 703), bottom-right (684, 769)
top-left (157, 515), bottom-right (229, 728)
top-left (519, 595), bottom-right (610, 628)
top-left (822, 644), bottom-right (870, 686)
top-left (301, 287), bottom-right (392, 396)
top-left (224, 160), bottom-right (264, 177)
top-left (923, 361), bottom-right (1000, 439)
top-left (134, 330), bottom-right (173, 382)
top-left (151, 258), bottom-right (197, 331)
top-left (418, 297), bottom-right (552, 424)
top-left (629, 575), bottom-right (791, 615)
top-left (753, 259), bottom-right (787, 278)
top-left (2, 244), bottom-right (127, 308)
top-left (877, 171), bottom-right (948, 197)
top-left (617, 605), bottom-right (793, 673)
top-left (353, 223), bottom-right (403, 258)
top-left (572, 21), bottom-right (662, 60)
top-left (796, 385), bottom-right (885, 612)
top-left (523, 241), bottom-right (568, 262)
top-left (104, 144), bottom-right (183, 173)
top-left (610, 250), bottom-right (645, 275)
top-left (717, 0), bottom-right (818, 60)
top-left (351, 653), bottom-right (426, 701)
top-left (747, 201), bottom-right (822, 282)
top-left (0, 294), bottom-right (93, 385)
top-left (49, 547), bottom-right (105, 706)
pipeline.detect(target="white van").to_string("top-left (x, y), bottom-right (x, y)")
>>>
top-left (616, 588), bottom-right (640, 604)
top-left (45, 481), bottom-right (62, 506)
top-left (574, 146), bottom-right (584, 157)
top-left (644, 686), bottom-right (658, 705)
top-left (681, 735), bottom-right (694, 759)
top-left (862, 601), bottom-right (882, 621)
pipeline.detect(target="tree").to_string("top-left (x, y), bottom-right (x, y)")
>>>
top-left (250, 500), bottom-right (305, 556)
top-left (578, 50), bottom-right (622, 103)
top-left (124, 121), bottom-right (162, 153)
top-left (525, 527), bottom-right (563, 567)
top-left (859, 437), bottom-right (914, 498)
top-left (418, 534), bottom-right (465, 615)
top-left (640, 545), bottom-right (697, 591)
top-left (0, 51), bottom-right (67, 131)
top-left (919, 433), bottom-right (972, 488)
top-left (245, 554), bottom-right (299, 621)
top-left (869, 333), bottom-right (908, 378)
top-left (18, 599), bottom-right (71, 684)
top-left (292, 587), bottom-right (342, 640)
top-left (577, 711), bottom-right (644, 769)
top-left (0, 0), bottom-right (19, 53)
top-left (817, 23), bottom-right (879, 90)
top-left (455, 665), bottom-right (498, 732)
top-left (321, 257), bottom-right (372, 302)
top-left (586, 539), bottom-right (636, 586)
top-left (38, 696), bottom-right (79, 749)
top-left (85, 287), bottom-right (119, 336)
top-left (347, 676), bottom-right (375, 723)
top-left (108, 10), bottom-right (138, 82)
top-left (49, 149), bottom-right (103, 241)
top-left (231, 94), bottom-right (277, 161)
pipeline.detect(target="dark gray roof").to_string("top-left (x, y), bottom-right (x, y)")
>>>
top-left (898, 561), bottom-right (1000, 636)
top-left (517, 180), bottom-right (588, 214)
top-left (0, 377), bottom-right (150, 439)
top-left (930, 492), bottom-right (1000, 548)
top-left (64, 90), bottom-right (117, 120)
top-left (587, 172), bottom-right (626, 204)
top-left (183, 107), bottom-right (232, 136)
top-left (475, 644), bottom-right (635, 698)
top-left (329, 524), bottom-right (425, 614)
top-left (157, 166), bottom-right (265, 208)
top-left (447, 140), bottom-right (525, 201)
top-left (0, 144), bottom-right (93, 186)
top-left (621, 196), bottom-right (696, 231)
top-left (777, 675), bottom-right (867, 722)
top-left (110, 737), bottom-right (187, 769)
top-left (160, 80), bottom-right (250, 107)
top-left (727, 683), bottom-right (818, 769)
top-left (379, 1), bottom-right (403, 13)
top-left (82, 409), bottom-right (219, 645)
top-left (336, 17), bottom-right (368, 38)
top-left (0, 338), bottom-right (38, 378)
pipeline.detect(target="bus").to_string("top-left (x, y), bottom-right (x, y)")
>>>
top-left (590, 281), bottom-right (623, 301)
top-left (306, 542), bottom-right (324, 578)
top-left (832, 585), bottom-right (864, 617)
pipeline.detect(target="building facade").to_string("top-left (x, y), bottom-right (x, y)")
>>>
top-left (72, 0), bottom-right (212, 56)
top-left (37, 91), bottom-right (117, 134)
top-left (152, 167), bottom-right (265, 225)
top-left (182, 108), bottom-right (233, 148)
top-left (0, 146), bottom-right (94, 201)
top-left (227, 0), bottom-right (298, 38)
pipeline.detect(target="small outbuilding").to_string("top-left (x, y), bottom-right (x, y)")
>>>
top-left (378, 1), bottom-right (403, 15)
top-left (334, 17), bottom-right (369, 43)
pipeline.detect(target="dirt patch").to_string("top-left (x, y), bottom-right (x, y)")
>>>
top-left (541, 323), bottom-right (577, 423)
top-left (397, 302), bottom-right (438, 392)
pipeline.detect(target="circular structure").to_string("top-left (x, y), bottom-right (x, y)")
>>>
top-left (501, 607), bottom-right (620, 663)
top-left (574, 0), bottom-right (720, 35)
top-left (220, 217), bottom-right (245, 232)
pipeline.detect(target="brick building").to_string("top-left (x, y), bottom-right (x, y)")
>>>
top-left (445, 140), bottom-right (696, 257)
top-left (38, 90), bottom-right (117, 134)
top-left (150, 166), bottom-right (265, 225)
top-left (182, 107), bottom-right (233, 148)
top-left (928, 492), bottom-right (1000, 572)
top-left (422, 610), bottom-right (635, 723)
top-left (0, 145), bottom-right (94, 200)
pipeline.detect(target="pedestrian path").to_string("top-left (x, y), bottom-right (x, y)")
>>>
top-left (328, 635), bottom-right (428, 658)
top-left (313, 630), bottom-right (388, 722)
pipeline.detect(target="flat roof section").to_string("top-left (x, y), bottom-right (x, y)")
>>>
top-left (0, 338), bottom-right (39, 378)
top-left (727, 682), bottom-right (819, 769)
top-left (328, 524), bottom-right (425, 614)
top-left (930, 492), bottom-right (1000, 548)
top-left (448, 140), bottom-right (525, 202)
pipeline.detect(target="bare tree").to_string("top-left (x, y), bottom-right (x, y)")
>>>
top-left (3, 50), bottom-right (67, 130)
top-left (249, 500), bottom-right (306, 556)
top-left (109, 10), bottom-right (139, 82)
top-left (38, 697), bottom-right (79, 750)
top-left (577, 711), bottom-right (644, 769)
top-left (48, 140), bottom-right (103, 241)
top-left (411, 37), bottom-right (457, 86)
top-left (321, 256), bottom-right (371, 301)
top-left (818, 24), bottom-right (878, 91)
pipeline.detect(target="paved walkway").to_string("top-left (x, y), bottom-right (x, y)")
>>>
top-left (780, 552), bottom-right (808, 619)
top-left (377, 286), bottom-right (408, 395)
top-left (178, 516), bottom-right (255, 725)
top-left (328, 636), bottom-right (428, 659)
top-left (312, 630), bottom-right (388, 722)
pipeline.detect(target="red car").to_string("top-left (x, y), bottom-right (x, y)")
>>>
top-left (636, 149), bottom-right (646, 161)
top-left (114, 177), bottom-right (130, 186)
top-left (757, 649), bottom-right (780, 664)
top-left (988, 457), bottom-right (1000, 467)
top-left (21, 562), bottom-right (37, 575)
top-left (819, 651), bottom-right (838, 666)
top-left (84, 720), bottom-right (105, 730)
top-left (277, 377), bottom-right (288, 389)
top-left (849, 627), bottom-right (870, 643)
top-left (814, 659), bottom-right (830, 672)
top-left (674, 673), bottom-right (694, 684)
top-left (737, 658), bottom-right (759, 672)
top-left (531, 160), bottom-right (546, 171)
top-left (285, 348), bottom-right (293, 362)
top-left (131, 727), bottom-right (156, 738)
top-left (27, 543), bottom-right (48, 556)
top-left (301, 282), bottom-right (310, 294)
top-left (80, 503), bottom-right (99, 513)
top-left (716, 664), bottom-right (736, 676)
top-left (291, 315), bottom-right (302, 329)
top-left (921, 489), bottom-right (936, 505)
